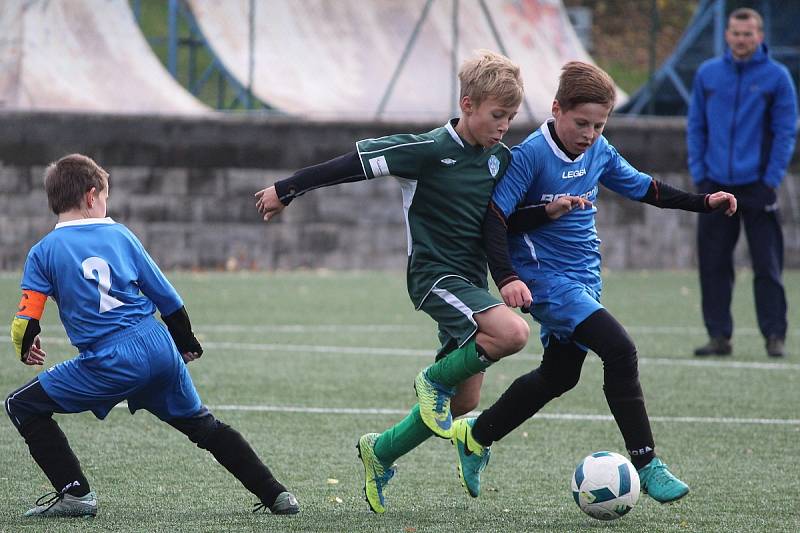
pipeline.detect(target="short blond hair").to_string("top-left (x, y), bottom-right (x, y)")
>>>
top-left (44, 154), bottom-right (109, 215)
top-left (555, 61), bottom-right (616, 112)
top-left (459, 49), bottom-right (524, 108)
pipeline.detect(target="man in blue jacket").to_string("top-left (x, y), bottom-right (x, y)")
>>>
top-left (687, 7), bottom-right (797, 358)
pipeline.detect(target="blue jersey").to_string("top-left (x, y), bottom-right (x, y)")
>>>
top-left (20, 218), bottom-right (182, 350)
top-left (492, 120), bottom-right (652, 300)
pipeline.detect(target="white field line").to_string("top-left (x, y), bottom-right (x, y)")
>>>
top-left (192, 323), bottom-right (800, 337)
top-left (36, 322), bottom-right (800, 337)
top-left (198, 324), bottom-right (419, 333)
top-left (40, 337), bottom-right (800, 371)
top-left (38, 323), bottom-right (420, 333)
top-left (110, 402), bottom-right (800, 426)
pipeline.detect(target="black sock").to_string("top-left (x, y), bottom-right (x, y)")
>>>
top-left (605, 392), bottom-right (655, 470)
top-left (203, 423), bottom-right (287, 506)
top-left (601, 353), bottom-right (656, 469)
top-left (21, 416), bottom-right (90, 496)
top-left (169, 412), bottom-right (287, 507)
top-left (473, 370), bottom-right (544, 446)
top-left (574, 309), bottom-right (656, 470)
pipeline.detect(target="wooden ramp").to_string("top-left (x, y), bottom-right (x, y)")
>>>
top-left (0, 0), bottom-right (208, 114)
top-left (188, 0), bottom-right (622, 121)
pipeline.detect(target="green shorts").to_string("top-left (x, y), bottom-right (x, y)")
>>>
top-left (419, 276), bottom-right (504, 359)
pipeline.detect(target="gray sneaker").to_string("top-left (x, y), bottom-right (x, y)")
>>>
top-left (24, 490), bottom-right (97, 517)
top-left (253, 491), bottom-right (300, 515)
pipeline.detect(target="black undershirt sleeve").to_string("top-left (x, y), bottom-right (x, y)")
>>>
top-left (162, 306), bottom-right (203, 356)
top-left (640, 179), bottom-right (712, 212)
top-left (507, 204), bottom-right (552, 233)
top-left (483, 201), bottom-right (520, 290)
top-left (274, 151), bottom-right (366, 206)
top-left (484, 201), bottom-right (561, 289)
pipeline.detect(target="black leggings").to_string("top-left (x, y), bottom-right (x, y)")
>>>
top-left (472, 308), bottom-right (655, 468)
top-left (6, 379), bottom-right (286, 505)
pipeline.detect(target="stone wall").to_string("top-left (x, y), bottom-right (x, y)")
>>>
top-left (0, 111), bottom-right (797, 271)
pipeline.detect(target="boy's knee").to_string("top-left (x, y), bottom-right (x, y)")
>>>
top-left (4, 393), bottom-right (15, 424)
top-left (500, 317), bottom-right (530, 355)
top-left (5, 379), bottom-right (57, 432)
top-left (169, 410), bottom-right (225, 448)
top-left (4, 396), bottom-right (21, 431)
top-left (600, 339), bottom-right (640, 389)
top-left (17, 414), bottom-right (61, 444)
top-left (553, 372), bottom-right (582, 396)
top-left (602, 336), bottom-right (638, 369)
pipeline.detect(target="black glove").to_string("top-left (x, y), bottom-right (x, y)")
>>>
top-left (12, 317), bottom-right (41, 362)
top-left (162, 306), bottom-right (203, 356)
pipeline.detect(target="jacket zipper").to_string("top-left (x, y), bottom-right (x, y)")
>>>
top-left (728, 63), bottom-right (743, 182)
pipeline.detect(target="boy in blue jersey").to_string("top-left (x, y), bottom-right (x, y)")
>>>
top-left (6, 154), bottom-right (298, 518)
top-left (449, 62), bottom-right (737, 504)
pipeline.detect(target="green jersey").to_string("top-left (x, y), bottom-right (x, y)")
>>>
top-left (356, 119), bottom-right (511, 308)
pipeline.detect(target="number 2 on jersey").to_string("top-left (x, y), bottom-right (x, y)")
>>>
top-left (82, 257), bottom-right (125, 313)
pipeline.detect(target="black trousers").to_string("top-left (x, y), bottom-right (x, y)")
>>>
top-left (697, 180), bottom-right (786, 340)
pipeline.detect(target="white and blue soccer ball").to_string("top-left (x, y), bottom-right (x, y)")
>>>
top-left (571, 451), bottom-right (640, 521)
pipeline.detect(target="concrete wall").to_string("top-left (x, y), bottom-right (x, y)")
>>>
top-left (0, 111), bottom-right (797, 271)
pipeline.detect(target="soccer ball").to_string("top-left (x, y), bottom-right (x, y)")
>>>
top-left (571, 451), bottom-right (640, 521)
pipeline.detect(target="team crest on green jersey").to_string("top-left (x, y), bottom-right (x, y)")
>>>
top-left (488, 155), bottom-right (500, 177)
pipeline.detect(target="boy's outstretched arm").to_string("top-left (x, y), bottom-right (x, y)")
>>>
top-left (162, 306), bottom-right (203, 363)
top-left (486, 196), bottom-right (590, 308)
top-left (639, 179), bottom-right (737, 216)
top-left (255, 151), bottom-right (366, 221)
top-left (10, 289), bottom-right (46, 365)
top-left (128, 228), bottom-right (203, 363)
top-left (483, 201), bottom-right (532, 309)
top-left (506, 196), bottom-right (592, 233)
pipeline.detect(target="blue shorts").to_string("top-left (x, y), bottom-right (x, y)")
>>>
top-left (528, 278), bottom-right (603, 348)
top-left (38, 316), bottom-right (202, 421)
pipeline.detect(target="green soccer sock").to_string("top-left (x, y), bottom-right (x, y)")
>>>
top-left (424, 339), bottom-right (493, 387)
top-left (373, 404), bottom-right (432, 465)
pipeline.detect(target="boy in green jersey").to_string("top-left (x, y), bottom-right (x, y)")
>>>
top-left (255, 50), bottom-right (530, 513)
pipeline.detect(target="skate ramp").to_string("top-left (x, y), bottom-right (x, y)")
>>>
top-left (0, 0), bottom-right (208, 114)
top-left (188, 0), bottom-right (619, 121)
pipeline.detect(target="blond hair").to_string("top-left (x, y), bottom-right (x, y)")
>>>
top-left (44, 154), bottom-right (109, 215)
top-left (554, 61), bottom-right (616, 112)
top-left (459, 49), bottom-right (524, 108)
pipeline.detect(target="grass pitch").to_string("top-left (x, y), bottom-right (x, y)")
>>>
top-left (0, 270), bottom-right (798, 532)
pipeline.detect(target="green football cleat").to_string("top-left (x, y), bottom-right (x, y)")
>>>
top-left (356, 433), bottom-right (396, 514)
top-left (414, 367), bottom-right (456, 438)
top-left (638, 457), bottom-right (689, 503)
top-left (451, 417), bottom-right (491, 497)
top-left (24, 490), bottom-right (97, 518)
